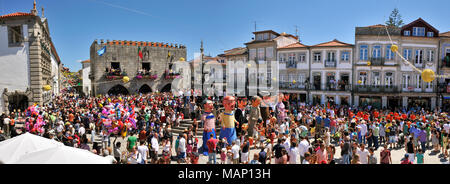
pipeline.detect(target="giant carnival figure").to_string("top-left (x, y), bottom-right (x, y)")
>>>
top-left (200, 100), bottom-right (216, 155)
top-left (248, 96), bottom-right (261, 137)
top-left (219, 96), bottom-right (238, 145)
top-left (235, 97), bottom-right (248, 135)
top-left (276, 93), bottom-right (287, 124)
top-left (259, 92), bottom-right (271, 125)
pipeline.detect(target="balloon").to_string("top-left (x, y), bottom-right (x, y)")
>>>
top-left (247, 64), bottom-right (251, 68)
top-left (292, 80), bottom-right (296, 84)
top-left (422, 69), bottom-right (435, 83)
top-left (179, 57), bottom-right (185, 61)
top-left (43, 85), bottom-right (51, 91)
top-left (367, 61), bottom-right (371, 66)
top-left (390, 44), bottom-right (398, 52)
top-left (122, 76), bottom-right (130, 83)
top-left (358, 80), bottom-right (362, 84)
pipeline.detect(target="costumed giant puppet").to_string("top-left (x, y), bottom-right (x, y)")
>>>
top-left (248, 96), bottom-right (261, 137)
top-left (219, 96), bottom-right (238, 145)
top-left (200, 100), bottom-right (216, 155)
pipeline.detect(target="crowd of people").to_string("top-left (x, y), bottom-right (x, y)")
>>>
top-left (0, 91), bottom-right (449, 164)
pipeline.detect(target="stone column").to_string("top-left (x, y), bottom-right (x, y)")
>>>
top-left (354, 95), bottom-right (359, 107)
top-left (29, 34), bottom-right (41, 106)
top-left (382, 96), bottom-right (387, 108)
top-left (431, 97), bottom-right (436, 110)
top-left (402, 96), bottom-right (408, 109)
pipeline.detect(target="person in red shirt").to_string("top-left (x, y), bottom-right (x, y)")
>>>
top-left (401, 154), bottom-right (413, 164)
top-left (206, 134), bottom-right (219, 164)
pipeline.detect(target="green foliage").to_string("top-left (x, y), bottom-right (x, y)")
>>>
top-left (385, 8), bottom-right (404, 28)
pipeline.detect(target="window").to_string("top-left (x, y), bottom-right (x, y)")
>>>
top-left (403, 49), bottom-right (412, 60)
top-left (111, 62), bottom-right (120, 69)
top-left (265, 47), bottom-right (273, 59)
top-left (385, 72), bottom-right (394, 86)
top-left (287, 53), bottom-right (296, 68)
top-left (341, 51), bottom-right (350, 62)
top-left (415, 50), bottom-right (423, 64)
top-left (279, 53), bottom-right (287, 63)
top-left (313, 52), bottom-right (321, 63)
top-left (142, 63), bottom-right (151, 71)
top-left (271, 34), bottom-right (277, 39)
top-left (416, 74), bottom-right (422, 89)
top-left (264, 33), bottom-right (269, 40)
top-left (360, 45), bottom-right (368, 60)
top-left (386, 45), bottom-right (394, 60)
top-left (427, 32), bottom-right (434, 37)
top-left (298, 53), bottom-right (306, 63)
top-left (8, 25), bottom-right (23, 46)
top-left (404, 30), bottom-right (410, 36)
top-left (359, 72), bottom-right (367, 85)
top-left (402, 74), bottom-right (410, 89)
top-left (426, 82), bottom-right (432, 89)
top-left (372, 72), bottom-right (381, 85)
top-left (257, 48), bottom-right (265, 61)
top-left (249, 49), bottom-right (256, 60)
top-left (413, 27), bottom-right (425, 36)
top-left (327, 52), bottom-right (336, 61)
top-left (256, 34), bottom-right (263, 41)
top-left (372, 45), bottom-right (381, 58)
top-left (427, 50), bottom-right (434, 62)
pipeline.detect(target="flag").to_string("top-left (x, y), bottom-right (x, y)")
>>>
top-left (97, 46), bottom-right (106, 56)
top-left (138, 46), bottom-right (143, 60)
top-left (167, 51), bottom-right (171, 59)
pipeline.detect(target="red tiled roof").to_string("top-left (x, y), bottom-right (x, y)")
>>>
top-left (439, 31), bottom-right (450, 37)
top-left (402, 18), bottom-right (439, 33)
top-left (279, 42), bottom-right (308, 49)
top-left (81, 59), bottom-right (90, 63)
top-left (0, 12), bottom-right (35, 18)
top-left (366, 24), bottom-right (385, 28)
top-left (311, 39), bottom-right (353, 47)
top-left (223, 47), bottom-right (247, 56)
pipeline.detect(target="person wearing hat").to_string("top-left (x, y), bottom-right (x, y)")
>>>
top-left (401, 154), bottom-right (413, 164)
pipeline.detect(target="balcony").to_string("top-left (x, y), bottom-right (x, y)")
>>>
top-left (163, 70), bottom-right (182, 80)
top-left (441, 59), bottom-right (450, 68)
top-left (354, 85), bottom-right (400, 93)
top-left (369, 57), bottom-right (385, 66)
top-left (104, 68), bottom-right (126, 80)
top-left (324, 60), bottom-right (337, 67)
top-left (286, 62), bottom-right (297, 68)
top-left (438, 83), bottom-right (450, 93)
top-left (400, 84), bottom-right (435, 93)
top-left (136, 71), bottom-right (158, 80)
top-left (279, 82), bottom-right (307, 90)
top-left (413, 60), bottom-right (425, 68)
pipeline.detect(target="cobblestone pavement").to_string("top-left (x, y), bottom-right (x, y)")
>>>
top-left (91, 133), bottom-right (449, 164)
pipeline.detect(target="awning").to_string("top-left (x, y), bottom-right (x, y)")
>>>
top-left (443, 96), bottom-right (450, 100)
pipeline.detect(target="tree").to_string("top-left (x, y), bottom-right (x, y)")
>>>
top-left (385, 8), bottom-right (404, 27)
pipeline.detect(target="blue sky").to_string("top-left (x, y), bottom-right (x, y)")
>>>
top-left (1, 0), bottom-right (449, 71)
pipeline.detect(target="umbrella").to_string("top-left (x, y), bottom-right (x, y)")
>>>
top-left (0, 133), bottom-right (63, 164)
top-left (13, 145), bottom-right (112, 164)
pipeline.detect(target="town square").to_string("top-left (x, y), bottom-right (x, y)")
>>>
top-left (0, 0), bottom-right (450, 165)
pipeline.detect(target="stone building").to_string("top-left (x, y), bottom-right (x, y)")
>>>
top-left (354, 18), bottom-right (439, 109)
top-left (438, 31), bottom-right (450, 110)
top-left (89, 39), bottom-right (186, 95)
top-left (81, 59), bottom-right (91, 96)
top-left (0, 1), bottom-right (62, 114)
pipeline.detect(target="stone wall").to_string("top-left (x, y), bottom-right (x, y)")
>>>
top-left (90, 40), bottom-right (187, 95)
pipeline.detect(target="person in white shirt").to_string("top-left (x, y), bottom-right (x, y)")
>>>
top-left (178, 134), bottom-right (187, 163)
top-left (356, 144), bottom-right (369, 164)
top-left (298, 136), bottom-right (310, 163)
top-left (151, 133), bottom-right (159, 163)
top-left (302, 152), bottom-right (311, 164)
top-left (231, 140), bottom-right (240, 164)
top-left (137, 141), bottom-right (149, 164)
top-left (443, 122), bottom-right (450, 134)
top-left (288, 142), bottom-right (299, 164)
top-left (79, 124), bottom-right (86, 136)
top-left (360, 122), bottom-right (368, 144)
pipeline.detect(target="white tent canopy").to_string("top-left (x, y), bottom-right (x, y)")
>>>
top-left (13, 145), bottom-right (112, 164)
top-left (0, 133), bottom-right (63, 164)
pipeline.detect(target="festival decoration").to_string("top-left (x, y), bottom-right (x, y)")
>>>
top-left (422, 69), bottom-right (435, 83)
top-left (390, 44), bottom-right (398, 52)
top-left (219, 96), bottom-right (238, 145)
top-left (358, 80), bottom-right (362, 84)
top-left (122, 76), bottom-right (130, 83)
top-left (367, 61), bottom-right (371, 66)
top-left (43, 85), bottom-right (51, 91)
top-left (200, 100), bottom-right (216, 155)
